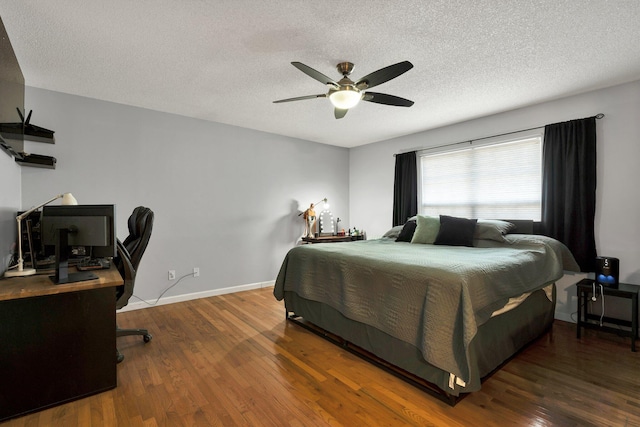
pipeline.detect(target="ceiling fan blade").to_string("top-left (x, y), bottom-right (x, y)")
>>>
top-left (273, 94), bottom-right (326, 103)
top-left (334, 108), bottom-right (348, 119)
top-left (362, 92), bottom-right (414, 107)
top-left (292, 62), bottom-right (339, 87)
top-left (356, 61), bottom-right (413, 89)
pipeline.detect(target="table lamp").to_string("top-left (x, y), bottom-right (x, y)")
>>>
top-left (4, 193), bottom-right (78, 278)
top-left (313, 198), bottom-right (329, 210)
top-left (299, 197), bottom-right (328, 238)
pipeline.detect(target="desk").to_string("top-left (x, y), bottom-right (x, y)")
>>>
top-left (0, 266), bottom-right (123, 422)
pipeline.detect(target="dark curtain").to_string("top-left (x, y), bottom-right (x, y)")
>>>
top-left (392, 151), bottom-right (417, 226)
top-left (541, 117), bottom-right (597, 272)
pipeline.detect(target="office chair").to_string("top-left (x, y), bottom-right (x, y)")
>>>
top-left (114, 206), bottom-right (154, 363)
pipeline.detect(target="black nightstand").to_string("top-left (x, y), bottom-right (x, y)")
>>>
top-left (576, 278), bottom-right (638, 351)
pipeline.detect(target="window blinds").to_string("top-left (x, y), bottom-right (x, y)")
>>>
top-left (418, 136), bottom-right (542, 220)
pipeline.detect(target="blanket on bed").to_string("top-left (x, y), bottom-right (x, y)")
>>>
top-left (274, 234), bottom-right (579, 384)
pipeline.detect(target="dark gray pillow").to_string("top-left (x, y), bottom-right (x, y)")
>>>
top-left (434, 215), bottom-right (478, 247)
top-left (395, 220), bottom-right (417, 242)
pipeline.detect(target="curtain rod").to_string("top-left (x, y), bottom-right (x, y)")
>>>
top-left (394, 113), bottom-right (605, 156)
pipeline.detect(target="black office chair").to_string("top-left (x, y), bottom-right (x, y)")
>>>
top-left (114, 206), bottom-right (154, 363)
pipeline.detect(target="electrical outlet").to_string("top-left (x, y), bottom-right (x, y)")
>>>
top-left (193, 267), bottom-right (200, 277)
top-left (168, 270), bottom-right (176, 280)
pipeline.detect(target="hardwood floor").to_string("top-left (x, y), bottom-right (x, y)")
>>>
top-left (4, 287), bottom-right (640, 426)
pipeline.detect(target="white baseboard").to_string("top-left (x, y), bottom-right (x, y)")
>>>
top-left (120, 280), bottom-right (580, 328)
top-left (554, 311), bottom-right (575, 323)
top-left (118, 280), bottom-right (275, 312)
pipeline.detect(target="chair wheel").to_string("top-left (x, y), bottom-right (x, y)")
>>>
top-left (116, 350), bottom-right (124, 364)
top-left (143, 333), bottom-right (152, 343)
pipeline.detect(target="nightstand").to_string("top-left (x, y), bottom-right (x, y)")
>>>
top-left (576, 278), bottom-right (638, 351)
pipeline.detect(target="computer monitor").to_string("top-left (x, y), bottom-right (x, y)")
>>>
top-left (41, 204), bottom-right (116, 284)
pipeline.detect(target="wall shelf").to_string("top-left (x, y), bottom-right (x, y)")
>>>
top-left (14, 153), bottom-right (56, 169)
top-left (0, 109), bottom-right (56, 168)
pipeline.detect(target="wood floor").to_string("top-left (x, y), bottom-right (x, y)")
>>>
top-left (4, 287), bottom-right (640, 426)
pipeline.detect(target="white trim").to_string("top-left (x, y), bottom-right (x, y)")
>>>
top-left (117, 280), bottom-right (276, 312)
top-left (554, 311), bottom-right (575, 323)
top-left (119, 278), bottom-right (577, 325)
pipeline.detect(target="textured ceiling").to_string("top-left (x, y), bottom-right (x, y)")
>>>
top-left (1, 1), bottom-right (639, 148)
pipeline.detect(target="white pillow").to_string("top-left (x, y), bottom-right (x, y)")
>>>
top-left (382, 225), bottom-right (404, 239)
top-left (410, 215), bottom-right (440, 244)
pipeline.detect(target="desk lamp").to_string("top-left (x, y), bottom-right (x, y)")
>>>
top-left (4, 193), bottom-right (78, 278)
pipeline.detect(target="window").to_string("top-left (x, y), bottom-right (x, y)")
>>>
top-left (418, 131), bottom-right (542, 220)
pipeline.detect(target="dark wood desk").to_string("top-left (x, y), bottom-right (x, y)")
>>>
top-left (0, 267), bottom-right (123, 422)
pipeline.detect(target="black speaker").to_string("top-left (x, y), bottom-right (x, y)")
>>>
top-left (595, 256), bottom-right (619, 288)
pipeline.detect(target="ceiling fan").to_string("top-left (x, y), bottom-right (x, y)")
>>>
top-left (273, 61), bottom-right (414, 119)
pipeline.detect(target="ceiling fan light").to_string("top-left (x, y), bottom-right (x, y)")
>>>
top-left (329, 89), bottom-right (361, 109)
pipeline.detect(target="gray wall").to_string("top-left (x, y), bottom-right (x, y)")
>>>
top-left (349, 79), bottom-right (640, 322)
top-left (19, 87), bottom-right (349, 302)
top-left (6, 80), bottom-right (640, 323)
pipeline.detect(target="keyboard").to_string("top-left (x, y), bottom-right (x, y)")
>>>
top-left (77, 258), bottom-right (111, 271)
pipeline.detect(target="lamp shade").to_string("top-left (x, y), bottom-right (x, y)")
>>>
top-left (62, 193), bottom-right (78, 205)
top-left (317, 197), bottom-right (328, 209)
top-left (329, 89), bottom-right (361, 109)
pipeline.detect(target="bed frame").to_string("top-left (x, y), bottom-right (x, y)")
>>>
top-left (282, 220), bottom-right (554, 405)
top-left (284, 285), bottom-right (555, 405)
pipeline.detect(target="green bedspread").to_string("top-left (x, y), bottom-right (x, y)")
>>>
top-left (274, 234), bottom-right (579, 384)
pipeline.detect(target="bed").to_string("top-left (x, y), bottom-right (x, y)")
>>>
top-left (273, 216), bottom-right (580, 404)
